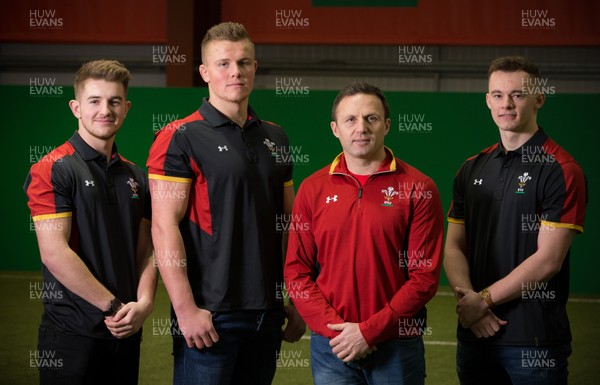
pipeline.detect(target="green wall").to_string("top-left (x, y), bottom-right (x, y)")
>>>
top-left (3, 86), bottom-right (598, 294)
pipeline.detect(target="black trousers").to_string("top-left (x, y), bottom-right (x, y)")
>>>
top-left (36, 316), bottom-right (141, 385)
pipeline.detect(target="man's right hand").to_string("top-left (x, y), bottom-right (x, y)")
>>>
top-left (178, 307), bottom-right (220, 349)
top-left (469, 310), bottom-right (507, 338)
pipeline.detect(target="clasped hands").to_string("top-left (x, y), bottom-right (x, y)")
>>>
top-left (454, 287), bottom-right (508, 338)
top-left (327, 322), bottom-right (377, 363)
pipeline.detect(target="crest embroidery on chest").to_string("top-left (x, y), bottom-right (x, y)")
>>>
top-left (263, 139), bottom-right (276, 156)
top-left (381, 186), bottom-right (399, 207)
top-left (127, 178), bottom-right (139, 199)
top-left (515, 172), bottom-right (532, 194)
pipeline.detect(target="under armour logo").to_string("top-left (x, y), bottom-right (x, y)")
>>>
top-left (85, 180), bottom-right (95, 187)
top-left (326, 195), bottom-right (338, 203)
top-left (218, 146), bottom-right (228, 152)
top-left (473, 179), bottom-right (483, 185)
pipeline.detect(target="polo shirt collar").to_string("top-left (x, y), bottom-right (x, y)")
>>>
top-left (68, 131), bottom-right (120, 163)
top-left (329, 146), bottom-right (397, 174)
top-left (198, 97), bottom-right (261, 129)
top-left (494, 126), bottom-right (548, 158)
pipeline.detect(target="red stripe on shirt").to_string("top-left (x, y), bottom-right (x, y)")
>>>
top-left (26, 142), bottom-right (75, 217)
top-left (147, 110), bottom-right (204, 176)
top-left (543, 138), bottom-right (587, 231)
top-left (188, 157), bottom-right (212, 236)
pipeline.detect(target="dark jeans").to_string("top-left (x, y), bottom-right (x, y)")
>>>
top-left (456, 339), bottom-right (571, 385)
top-left (310, 332), bottom-right (426, 385)
top-left (172, 309), bottom-right (285, 385)
top-left (37, 317), bottom-right (141, 385)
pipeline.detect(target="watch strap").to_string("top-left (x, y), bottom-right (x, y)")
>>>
top-left (102, 298), bottom-right (122, 317)
top-left (480, 288), bottom-right (495, 309)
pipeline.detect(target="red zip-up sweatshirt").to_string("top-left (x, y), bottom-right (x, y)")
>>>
top-left (284, 148), bottom-right (444, 346)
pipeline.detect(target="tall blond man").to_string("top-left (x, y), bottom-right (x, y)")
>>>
top-left (147, 22), bottom-right (305, 385)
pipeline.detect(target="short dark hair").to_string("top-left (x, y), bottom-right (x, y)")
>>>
top-left (74, 60), bottom-right (131, 98)
top-left (488, 56), bottom-right (541, 79)
top-left (331, 81), bottom-right (390, 121)
top-left (201, 22), bottom-right (254, 63)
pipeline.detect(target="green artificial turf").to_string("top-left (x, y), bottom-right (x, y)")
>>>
top-left (1, 272), bottom-right (598, 384)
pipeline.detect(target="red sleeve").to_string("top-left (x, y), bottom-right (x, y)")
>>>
top-left (359, 178), bottom-right (445, 346)
top-left (147, 124), bottom-right (192, 180)
top-left (556, 161), bottom-right (587, 232)
top-left (284, 182), bottom-right (345, 339)
top-left (25, 144), bottom-right (74, 221)
top-left (147, 112), bottom-right (204, 181)
top-left (539, 145), bottom-right (587, 233)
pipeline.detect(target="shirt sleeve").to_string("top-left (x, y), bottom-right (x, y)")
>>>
top-left (358, 178), bottom-right (445, 346)
top-left (284, 161), bottom-right (293, 187)
top-left (24, 158), bottom-right (73, 221)
top-left (142, 172), bottom-right (152, 221)
top-left (540, 160), bottom-right (587, 233)
top-left (447, 160), bottom-right (469, 224)
top-left (284, 182), bottom-right (346, 338)
top-left (147, 125), bottom-right (194, 182)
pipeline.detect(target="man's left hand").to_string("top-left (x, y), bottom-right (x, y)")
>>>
top-left (282, 304), bottom-right (306, 342)
top-left (104, 300), bottom-right (152, 339)
top-left (328, 322), bottom-right (377, 362)
top-left (455, 287), bottom-right (488, 328)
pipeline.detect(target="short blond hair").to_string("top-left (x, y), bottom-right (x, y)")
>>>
top-left (201, 22), bottom-right (254, 63)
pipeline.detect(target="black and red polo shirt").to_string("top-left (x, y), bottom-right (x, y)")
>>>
top-left (448, 127), bottom-right (587, 346)
top-left (147, 98), bottom-right (292, 312)
top-left (24, 132), bottom-right (150, 339)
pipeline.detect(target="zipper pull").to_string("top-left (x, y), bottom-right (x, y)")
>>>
top-left (358, 187), bottom-right (363, 199)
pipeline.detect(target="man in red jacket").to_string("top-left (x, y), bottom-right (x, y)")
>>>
top-left (284, 81), bottom-right (444, 384)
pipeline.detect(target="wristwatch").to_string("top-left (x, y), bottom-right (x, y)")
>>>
top-left (102, 298), bottom-right (122, 317)
top-left (480, 288), bottom-right (495, 309)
